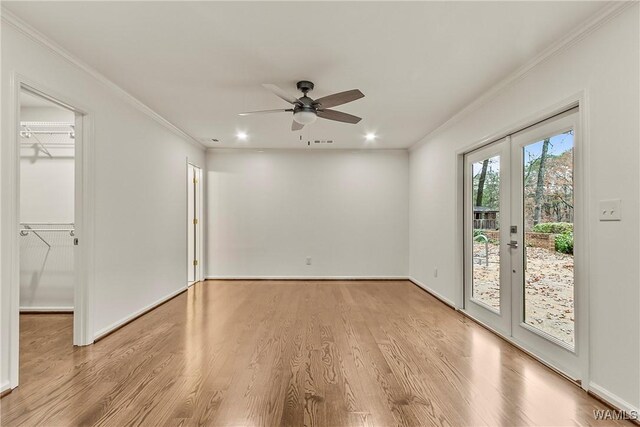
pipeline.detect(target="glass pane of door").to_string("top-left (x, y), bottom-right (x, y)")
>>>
top-left (471, 155), bottom-right (501, 311)
top-left (522, 130), bottom-right (574, 348)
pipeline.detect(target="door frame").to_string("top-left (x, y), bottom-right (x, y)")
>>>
top-left (456, 91), bottom-right (590, 387)
top-left (186, 160), bottom-right (203, 285)
top-left (6, 74), bottom-right (95, 389)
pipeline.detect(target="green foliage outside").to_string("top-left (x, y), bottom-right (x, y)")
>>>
top-left (533, 222), bottom-right (573, 254)
top-left (473, 229), bottom-right (485, 239)
top-left (555, 232), bottom-right (574, 255)
top-left (532, 222), bottom-right (573, 234)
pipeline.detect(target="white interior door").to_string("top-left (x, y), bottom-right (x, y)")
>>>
top-left (187, 163), bottom-right (202, 285)
top-left (187, 164), bottom-right (196, 283)
top-left (464, 108), bottom-right (581, 380)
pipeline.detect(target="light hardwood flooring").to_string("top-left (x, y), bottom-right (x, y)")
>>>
top-left (1, 280), bottom-right (630, 426)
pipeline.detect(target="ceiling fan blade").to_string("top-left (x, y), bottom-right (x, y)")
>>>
top-left (262, 84), bottom-right (300, 105)
top-left (313, 89), bottom-right (364, 109)
top-left (291, 120), bottom-right (304, 131)
top-left (317, 109), bottom-right (362, 124)
top-left (238, 109), bottom-right (292, 116)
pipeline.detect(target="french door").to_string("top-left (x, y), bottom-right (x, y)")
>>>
top-left (464, 108), bottom-right (581, 379)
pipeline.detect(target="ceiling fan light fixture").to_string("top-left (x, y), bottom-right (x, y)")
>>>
top-left (293, 110), bottom-right (317, 125)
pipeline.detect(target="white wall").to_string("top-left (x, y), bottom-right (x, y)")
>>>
top-left (20, 105), bottom-right (76, 309)
top-left (206, 149), bottom-right (409, 278)
top-left (409, 5), bottom-right (639, 411)
top-left (1, 20), bottom-right (205, 390)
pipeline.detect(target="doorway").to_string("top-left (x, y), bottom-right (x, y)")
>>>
top-left (463, 108), bottom-right (582, 379)
top-left (8, 82), bottom-right (93, 390)
top-left (187, 162), bottom-right (202, 285)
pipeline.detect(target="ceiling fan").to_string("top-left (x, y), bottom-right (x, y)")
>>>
top-left (239, 81), bottom-right (364, 131)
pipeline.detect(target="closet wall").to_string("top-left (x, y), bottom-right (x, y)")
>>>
top-left (19, 101), bottom-right (75, 310)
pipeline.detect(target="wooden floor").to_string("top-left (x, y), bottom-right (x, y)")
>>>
top-left (1, 280), bottom-right (629, 426)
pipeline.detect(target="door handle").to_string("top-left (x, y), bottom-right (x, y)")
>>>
top-left (507, 240), bottom-right (518, 249)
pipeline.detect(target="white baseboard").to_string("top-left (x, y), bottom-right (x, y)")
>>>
top-left (205, 275), bottom-right (410, 281)
top-left (1, 380), bottom-right (10, 394)
top-left (20, 306), bottom-right (73, 313)
top-left (589, 382), bottom-right (640, 415)
top-left (93, 286), bottom-right (187, 340)
top-left (408, 276), bottom-right (457, 308)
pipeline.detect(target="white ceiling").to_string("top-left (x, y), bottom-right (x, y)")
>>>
top-left (5, 1), bottom-right (607, 149)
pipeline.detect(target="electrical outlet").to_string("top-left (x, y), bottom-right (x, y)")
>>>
top-left (306, 257), bottom-right (312, 266)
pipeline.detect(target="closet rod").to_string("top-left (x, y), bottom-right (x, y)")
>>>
top-left (20, 228), bottom-right (75, 236)
top-left (20, 229), bottom-right (75, 231)
top-left (19, 225), bottom-right (52, 248)
top-left (21, 130), bottom-right (75, 135)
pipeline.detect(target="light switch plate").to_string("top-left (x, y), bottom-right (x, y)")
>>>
top-left (599, 199), bottom-right (621, 221)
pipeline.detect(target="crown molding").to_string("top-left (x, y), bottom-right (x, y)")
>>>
top-left (1, 7), bottom-right (206, 151)
top-left (205, 147), bottom-right (410, 153)
top-left (409, 1), bottom-right (636, 152)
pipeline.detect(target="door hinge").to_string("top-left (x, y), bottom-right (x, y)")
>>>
top-left (193, 260), bottom-right (199, 266)
top-left (193, 178), bottom-right (198, 184)
top-left (193, 218), bottom-right (199, 225)
top-left (74, 238), bottom-right (79, 246)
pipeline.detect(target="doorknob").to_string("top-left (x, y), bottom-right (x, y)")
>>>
top-left (507, 240), bottom-right (518, 249)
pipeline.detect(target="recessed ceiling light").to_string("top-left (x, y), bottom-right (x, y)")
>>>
top-left (236, 131), bottom-right (248, 141)
top-left (365, 132), bottom-right (376, 141)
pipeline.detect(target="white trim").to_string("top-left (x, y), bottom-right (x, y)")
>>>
top-left (576, 93), bottom-right (591, 390)
top-left (0, 7), bottom-right (205, 151)
top-left (206, 276), bottom-right (409, 281)
top-left (1, 381), bottom-right (10, 394)
top-left (588, 382), bottom-right (640, 415)
top-left (20, 307), bottom-right (74, 313)
top-left (206, 148), bottom-right (409, 154)
top-left (93, 286), bottom-right (187, 340)
top-left (74, 107), bottom-right (96, 348)
top-left (409, 1), bottom-right (632, 152)
top-left (408, 277), bottom-right (456, 308)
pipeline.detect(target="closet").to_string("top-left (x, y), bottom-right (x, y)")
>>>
top-left (19, 92), bottom-right (76, 313)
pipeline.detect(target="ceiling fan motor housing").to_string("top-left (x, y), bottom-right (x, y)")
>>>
top-left (296, 80), bottom-right (315, 94)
